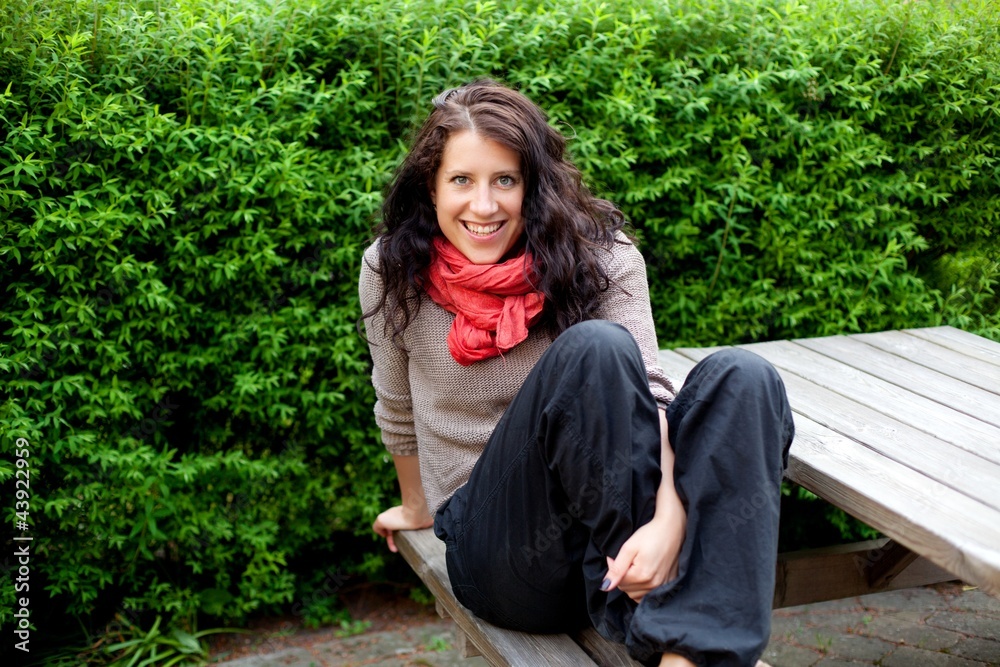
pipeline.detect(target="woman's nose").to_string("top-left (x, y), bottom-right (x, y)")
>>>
top-left (469, 186), bottom-right (498, 217)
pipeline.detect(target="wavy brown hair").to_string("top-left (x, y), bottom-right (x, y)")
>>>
top-left (365, 78), bottom-right (628, 343)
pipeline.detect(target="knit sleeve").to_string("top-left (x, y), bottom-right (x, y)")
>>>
top-left (359, 241), bottom-right (418, 456)
top-left (595, 234), bottom-right (677, 408)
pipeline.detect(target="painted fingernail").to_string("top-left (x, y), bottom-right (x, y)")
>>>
top-left (600, 578), bottom-right (611, 591)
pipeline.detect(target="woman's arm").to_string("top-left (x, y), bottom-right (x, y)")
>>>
top-left (373, 454), bottom-right (435, 552)
top-left (360, 244), bottom-right (430, 550)
top-left (602, 408), bottom-right (686, 600)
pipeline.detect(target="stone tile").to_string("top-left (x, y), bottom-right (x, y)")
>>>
top-left (211, 648), bottom-right (318, 667)
top-left (948, 637), bottom-right (1000, 663)
top-left (313, 624), bottom-right (488, 667)
top-left (948, 590), bottom-right (1000, 618)
top-left (880, 645), bottom-right (984, 667)
top-left (769, 615), bottom-right (809, 641)
top-left (773, 623), bottom-right (839, 652)
top-left (857, 587), bottom-right (952, 612)
top-left (366, 654), bottom-right (488, 667)
top-left (861, 614), bottom-right (963, 651)
top-left (927, 611), bottom-right (1000, 638)
top-left (826, 633), bottom-right (894, 662)
top-left (310, 629), bottom-right (416, 664)
top-left (769, 612), bottom-right (875, 649)
top-left (813, 659), bottom-right (867, 666)
top-left (760, 640), bottom-right (823, 667)
top-left (793, 597), bottom-right (866, 614)
top-left (880, 609), bottom-right (935, 624)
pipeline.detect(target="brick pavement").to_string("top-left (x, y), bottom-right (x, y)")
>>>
top-left (210, 584), bottom-right (999, 666)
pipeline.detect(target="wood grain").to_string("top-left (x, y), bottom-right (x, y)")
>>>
top-left (905, 326), bottom-right (1000, 369)
top-left (675, 343), bottom-right (1000, 509)
top-left (747, 339), bottom-right (1000, 465)
top-left (854, 330), bottom-right (1000, 395)
top-left (395, 529), bottom-right (601, 667)
top-left (774, 539), bottom-right (954, 608)
top-left (662, 332), bottom-right (1000, 597)
top-left (794, 334), bottom-right (1000, 430)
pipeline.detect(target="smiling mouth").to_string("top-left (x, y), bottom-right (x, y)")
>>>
top-left (463, 221), bottom-right (504, 236)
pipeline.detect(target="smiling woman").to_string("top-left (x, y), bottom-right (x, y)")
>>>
top-left (359, 79), bottom-right (794, 667)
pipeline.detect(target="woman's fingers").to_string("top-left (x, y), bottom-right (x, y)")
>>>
top-left (602, 544), bottom-right (638, 594)
top-left (373, 513), bottom-right (398, 553)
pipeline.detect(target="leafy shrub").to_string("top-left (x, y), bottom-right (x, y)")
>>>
top-left (1, 0), bottom-right (997, 655)
top-left (1, 0), bottom-right (392, 646)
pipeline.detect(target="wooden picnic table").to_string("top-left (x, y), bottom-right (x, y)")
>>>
top-left (397, 325), bottom-right (1000, 666)
top-left (659, 325), bottom-right (1000, 602)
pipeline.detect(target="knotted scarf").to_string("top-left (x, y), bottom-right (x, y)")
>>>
top-left (424, 237), bottom-right (545, 366)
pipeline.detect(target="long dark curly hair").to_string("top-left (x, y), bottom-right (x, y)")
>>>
top-left (365, 78), bottom-right (628, 343)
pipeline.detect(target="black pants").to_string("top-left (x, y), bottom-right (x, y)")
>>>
top-left (434, 320), bottom-right (794, 666)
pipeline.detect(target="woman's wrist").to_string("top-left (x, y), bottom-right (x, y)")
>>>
top-left (652, 486), bottom-right (685, 525)
top-left (400, 502), bottom-right (434, 528)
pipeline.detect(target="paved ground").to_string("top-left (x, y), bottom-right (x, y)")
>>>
top-left (210, 583), bottom-right (999, 666)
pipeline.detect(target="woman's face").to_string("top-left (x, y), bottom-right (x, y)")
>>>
top-left (430, 130), bottom-right (525, 265)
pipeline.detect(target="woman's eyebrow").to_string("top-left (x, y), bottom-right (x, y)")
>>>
top-left (441, 168), bottom-right (522, 176)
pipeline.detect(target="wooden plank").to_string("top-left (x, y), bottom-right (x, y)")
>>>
top-left (665, 344), bottom-right (1000, 598)
top-left (867, 540), bottom-right (920, 589)
top-left (905, 326), bottom-right (1000, 369)
top-left (395, 529), bottom-right (600, 667)
top-left (780, 412), bottom-right (1000, 597)
top-left (572, 628), bottom-right (642, 666)
top-left (663, 344), bottom-right (1000, 596)
top-left (796, 334), bottom-right (1000, 430)
top-left (456, 630), bottom-right (483, 658)
top-left (854, 330), bottom-right (1000, 396)
top-left (658, 349), bottom-right (698, 390)
top-left (748, 339), bottom-right (1000, 466)
top-left (673, 344), bottom-right (1000, 510)
top-left (774, 539), bottom-right (955, 607)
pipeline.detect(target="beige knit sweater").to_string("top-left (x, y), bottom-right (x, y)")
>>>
top-left (359, 234), bottom-right (676, 514)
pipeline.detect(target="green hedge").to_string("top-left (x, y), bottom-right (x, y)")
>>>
top-left (1, 0), bottom-right (997, 655)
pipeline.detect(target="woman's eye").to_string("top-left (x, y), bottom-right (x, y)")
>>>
top-left (497, 175), bottom-right (516, 187)
top-left (452, 176), bottom-right (469, 185)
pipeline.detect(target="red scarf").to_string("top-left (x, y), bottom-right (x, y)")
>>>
top-left (424, 237), bottom-right (545, 366)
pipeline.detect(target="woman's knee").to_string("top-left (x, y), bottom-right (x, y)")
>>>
top-left (698, 348), bottom-right (782, 392)
top-left (534, 319), bottom-right (650, 406)
top-left (554, 319), bottom-right (638, 356)
top-left (695, 348), bottom-right (794, 461)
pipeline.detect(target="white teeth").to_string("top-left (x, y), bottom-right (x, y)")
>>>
top-left (464, 222), bottom-right (502, 236)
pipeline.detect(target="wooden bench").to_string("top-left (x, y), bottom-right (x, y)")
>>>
top-left (396, 326), bottom-right (1000, 666)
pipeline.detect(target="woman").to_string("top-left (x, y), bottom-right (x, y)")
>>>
top-left (359, 79), bottom-right (794, 667)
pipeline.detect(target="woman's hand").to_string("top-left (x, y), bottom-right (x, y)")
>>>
top-left (373, 504), bottom-right (434, 553)
top-left (375, 454), bottom-right (434, 552)
top-left (602, 498), bottom-right (686, 602)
